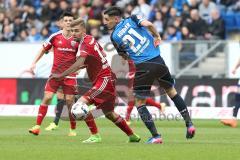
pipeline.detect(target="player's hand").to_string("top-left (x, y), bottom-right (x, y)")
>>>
top-left (30, 63), bottom-right (36, 73)
top-left (154, 37), bottom-right (161, 47)
top-left (50, 73), bottom-right (63, 81)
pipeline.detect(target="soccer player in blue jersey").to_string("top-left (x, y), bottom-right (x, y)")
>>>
top-left (103, 6), bottom-right (196, 144)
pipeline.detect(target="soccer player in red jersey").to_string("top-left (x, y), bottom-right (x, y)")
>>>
top-left (29, 13), bottom-right (99, 139)
top-left (51, 18), bottom-right (141, 142)
top-left (124, 58), bottom-right (166, 124)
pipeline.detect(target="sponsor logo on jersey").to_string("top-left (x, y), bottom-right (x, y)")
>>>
top-left (57, 48), bottom-right (76, 52)
top-left (71, 40), bottom-right (77, 47)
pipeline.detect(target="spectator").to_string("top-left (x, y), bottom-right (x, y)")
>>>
top-left (59, 0), bottom-right (71, 15)
top-left (187, 9), bottom-right (208, 39)
top-left (132, 0), bottom-right (151, 19)
top-left (189, 0), bottom-right (199, 10)
top-left (179, 26), bottom-right (197, 68)
top-left (205, 9), bottom-right (225, 40)
top-left (181, 3), bottom-right (191, 26)
top-left (160, 3), bottom-right (170, 30)
top-left (167, 7), bottom-right (178, 27)
top-left (198, 0), bottom-right (217, 22)
top-left (0, 12), bottom-right (5, 32)
top-left (181, 26), bottom-right (195, 40)
top-left (15, 29), bottom-right (28, 41)
top-left (173, 16), bottom-right (182, 30)
top-left (124, 2), bottom-right (135, 18)
top-left (27, 27), bottom-right (42, 42)
top-left (165, 25), bottom-right (182, 41)
top-left (78, 4), bottom-right (89, 22)
top-left (88, 0), bottom-right (104, 21)
top-left (13, 16), bottom-right (26, 40)
top-left (40, 26), bottom-right (50, 40)
top-left (5, 0), bottom-right (20, 21)
top-left (153, 10), bottom-right (164, 35)
top-left (90, 26), bottom-right (101, 40)
top-left (173, 0), bottom-right (188, 13)
top-left (2, 24), bottom-right (15, 41)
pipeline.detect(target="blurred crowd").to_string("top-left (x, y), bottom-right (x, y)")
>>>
top-left (0, 0), bottom-right (239, 42)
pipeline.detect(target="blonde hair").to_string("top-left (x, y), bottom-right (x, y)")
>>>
top-left (71, 18), bottom-right (86, 28)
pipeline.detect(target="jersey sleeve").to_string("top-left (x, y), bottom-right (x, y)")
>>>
top-left (130, 14), bottom-right (145, 26)
top-left (42, 36), bottom-right (53, 51)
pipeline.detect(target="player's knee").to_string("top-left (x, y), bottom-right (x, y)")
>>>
top-left (42, 94), bottom-right (53, 105)
top-left (135, 98), bottom-right (146, 107)
top-left (165, 87), bottom-right (177, 98)
top-left (66, 100), bottom-right (74, 107)
top-left (104, 112), bottom-right (115, 121)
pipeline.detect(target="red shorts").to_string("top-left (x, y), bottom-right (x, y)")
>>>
top-left (45, 78), bottom-right (77, 95)
top-left (83, 77), bottom-right (116, 113)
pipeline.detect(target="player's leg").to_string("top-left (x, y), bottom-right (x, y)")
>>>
top-left (29, 78), bottom-right (59, 135)
top-left (45, 89), bottom-right (65, 131)
top-left (29, 91), bottom-right (55, 135)
top-left (65, 94), bottom-right (78, 136)
top-left (104, 110), bottom-right (140, 142)
top-left (165, 87), bottom-right (195, 139)
top-left (145, 98), bottom-right (165, 112)
top-left (133, 62), bottom-right (162, 144)
top-left (156, 56), bottom-right (195, 139)
top-left (125, 90), bottom-right (135, 124)
top-left (221, 83), bottom-right (240, 128)
top-left (62, 78), bottom-right (78, 136)
top-left (63, 78), bottom-right (100, 137)
top-left (75, 97), bottom-right (101, 143)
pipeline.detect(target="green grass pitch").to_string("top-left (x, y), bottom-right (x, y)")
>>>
top-left (0, 117), bottom-right (239, 160)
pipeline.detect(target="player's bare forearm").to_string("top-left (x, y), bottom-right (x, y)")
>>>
top-left (61, 57), bottom-right (86, 77)
top-left (140, 20), bottom-right (161, 39)
top-left (32, 48), bottom-right (46, 64)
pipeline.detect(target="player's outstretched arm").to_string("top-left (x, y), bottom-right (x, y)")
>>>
top-left (140, 20), bottom-right (161, 47)
top-left (30, 48), bottom-right (47, 72)
top-left (60, 57), bottom-right (86, 78)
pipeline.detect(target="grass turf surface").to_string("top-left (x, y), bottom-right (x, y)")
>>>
top-left (0, 117), bottom-right (239, 160)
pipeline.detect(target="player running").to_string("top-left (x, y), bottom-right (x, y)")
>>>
top-left (123, 58), bottom-right (165, 124)
top-left (44, 89), bottom-right (65, 131)
top-left (103, 6), bottom-right (196, 144)
top-left (221, 57), bottom-right (240, 128)
top-left (29, 12), bottom-right (100, 141)
top-left (51, 18), bottom-right (141, 143)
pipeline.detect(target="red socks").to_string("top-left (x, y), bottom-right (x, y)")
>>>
top-left (68, 111), bottom-right (76, 129)
top-left (36, 105), bottom-right (48, 125)
top-left (146, 98), bottom-right (161, 109)
top-left (85, 113), bottom-right (98, 134)
top-left (114, 115), bottom-right (133, 136)
top-left (126, 101), bottom-right (134, 121)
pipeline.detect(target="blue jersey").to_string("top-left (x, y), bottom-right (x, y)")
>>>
top-left (111, 15), bottom-right (160, 64)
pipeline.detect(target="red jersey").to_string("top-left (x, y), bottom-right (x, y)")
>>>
top-left (43, 31), bottom-right (79, 77)
top-left (78, 34), bottom-right (114, 83)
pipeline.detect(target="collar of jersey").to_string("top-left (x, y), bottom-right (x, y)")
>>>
top-left (114, 19), bottom-right (124, 31)
top-left (79, 34), bottom-right (87, 46)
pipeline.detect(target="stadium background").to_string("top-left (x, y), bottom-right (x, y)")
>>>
top-left (0, 1), bottom-right (240, 160)
top-left (0, 0), bottom-right (240, 119)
